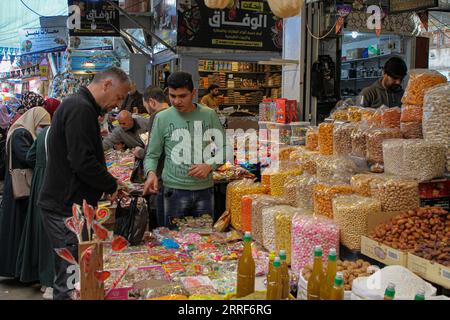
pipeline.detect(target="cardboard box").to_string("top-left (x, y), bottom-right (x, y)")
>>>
top-left (361, 211), bottom-right (408, 266)
top-left (407, 253), bottom-right (450, 289)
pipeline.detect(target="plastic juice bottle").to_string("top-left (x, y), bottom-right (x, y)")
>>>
top-left (320, 248), bottom-right (337, 300)
top-left (307, 246), bottom-right (323, 300)
top-left (329, 272), bottom-right (344, 300)
top-left (279, 250), bottom-right (290, 299)
top-left (384, 283), bottom-right (396, 300)
top-left (414, 289), bottom-right (425, 300)
top-left (268, 251), bottom-right (276, 275)
top-left (236, 232), bottom-right (255, 298)
top-left (266, 257), bottom-right (282, 300)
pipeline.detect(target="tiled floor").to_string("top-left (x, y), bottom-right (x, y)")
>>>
top-left (0, 277), bottom-right (43, 300)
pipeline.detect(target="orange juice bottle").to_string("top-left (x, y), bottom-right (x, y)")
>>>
top-left (329, 272), bottom-right (344, 300)
top-left (266, 257), bottom-right (282, 300)
top-left (320, 248), bottom-right (337, 300)
top-left (384, 283), bottom-right (396, 300)
top-left (307, 246), bottom-right (323, 300)
top-left (279, 250), bottom-right (290, 299)
top-left (236, 232), bottom-right (255, 298)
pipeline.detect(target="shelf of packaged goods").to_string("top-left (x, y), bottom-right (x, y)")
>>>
top-left (262, 85), bottom-right (281, 88)
top-left (220, 103), bottom-right (260, 106)
top-left (341, 52), bottom-right (405, 64)
top-left (341, 76), bottom-right (380, 81)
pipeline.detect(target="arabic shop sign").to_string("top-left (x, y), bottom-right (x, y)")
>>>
top-left (68, 0), bottom-right (120, 37)
top-left (177, 0), bottom-right (282, 51)
top-left (69, 36), bottom-right (113, 50)
top-left (19, 28), bottom-right (68, 55)
top-left (70, 50), bottom-right (117, 72)
top-left (389, 0), bottom-right (438, 13)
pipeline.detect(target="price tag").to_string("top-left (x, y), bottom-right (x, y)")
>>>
top-left (387, 250), bottom-right (399, 261)
top-left (441, 269), bottom-right (450, 281)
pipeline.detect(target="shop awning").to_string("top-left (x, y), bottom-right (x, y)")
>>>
top-left (0, 0), bottom-right (68, 49)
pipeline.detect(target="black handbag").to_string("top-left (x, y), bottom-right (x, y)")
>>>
top-left (114, 193), bottom-right (148, 245)
top-left (130, 158), bottom-right (145, 184)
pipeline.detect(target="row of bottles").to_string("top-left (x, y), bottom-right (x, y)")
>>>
top-left (236, 232), bottom-right (290, 300)
top-left (238, 235), bottom-right (427, 301)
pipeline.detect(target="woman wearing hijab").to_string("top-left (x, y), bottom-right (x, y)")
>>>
top-left (0, 107), bottom-right (51, 278)
top-left (0, 103), bottom-right (11, 180)
top-left (16, 99), bottom-right (60, 299)
top-left (9, 92), bottom-right (45, 127)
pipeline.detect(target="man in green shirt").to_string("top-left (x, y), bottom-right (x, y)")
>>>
top-left (143, 72), bottom-right (225, 228)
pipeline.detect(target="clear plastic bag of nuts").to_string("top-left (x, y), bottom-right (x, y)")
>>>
top-left (383, 139), bottom-right (447, 182)
top-left (366, 128), bottom-right (402, 172)
top-left (400, 122), bottom-right (423, 139)
top-left (228, 179), bottom-right (266, 231)
top-left (401, 69), bottom-right (447, 106)
top-left (275, 207), bottom-right (311, 265)
top-left (251, 195), bottom-right (287, 245)
top-left (351, 123), bottom-right (370, 158)
top-left (400, 105), bottom-right (422, 123)
top-left (261, 205), bottom-right (296, 252)
top-left (305, 127), bottom-right (319, 151)
top-left (381, 107), bottom-right (401, 129)
top-left (318, 123), bottom-right (334, 155)
top-left (269, 166), bottom-right (302, 197)
top-left (369, 177), bottom-right (420, 212)
top-left (312, 182), bottom-right (354, 219)
top-left (293, 150), bottom-right (321, 175)
top-left (350, 173), bottom-right (386, 197)
top-left (283, 173), bottom-right (318, 209)
top-left (423, 83), bottom-right (450, 172)
top-left (316, 155), bottom-right (358, 184)
top-left (333, 123), bottom-right (357, 156)
top-left (332, 195), bottom-right (382, 251)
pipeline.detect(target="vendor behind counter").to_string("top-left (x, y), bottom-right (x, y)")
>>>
top-left (358, 56), bottom-right (408, 108)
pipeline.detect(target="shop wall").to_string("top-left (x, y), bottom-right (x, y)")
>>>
top-left (129, 53), bottom-right (151, 92)
top-left (282, 16), bottom-right (302, 102)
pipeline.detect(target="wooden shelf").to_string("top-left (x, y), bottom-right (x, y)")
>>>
top-left (341, 52), bottom-right (405, 64)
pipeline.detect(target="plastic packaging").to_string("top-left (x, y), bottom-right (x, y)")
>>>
top-left (400, 105), bottom-right (422, 123)
top-left (316, 155), bottom-right (358, 184)
top-left (291, 215), bottom-right (340, 273)
top-left (279, 146), bottom-right (301, 161)
top-left (381, 107), bottom-right (401, 129)
top-left (367, 107), bottom-right (384, 128)
top-left (370, 177), bottom-right (420, 212)
top-left (351, 124), bottom-right (369, 158)
top-left (262, 205), bottom-right (295, 252)
top-left (318, 123), bottom-right (334, 155)
top-left (361, 108), bottom-right (376, 121)
top-left (283, 174), bottom-right (319, 209)
top-left (290, 122), bottom-right (310, 139)
top-left (313, 183), bottom-right (354, 219)
top-left (350, 173), bottom-right (386, 197)
top-left (333, 123), bottom-right (357, 156)
top-left (402, 69), bottom-right (447, 106)
top-left (228, 179), bottom-right (266, 231)
top-left (251, 195), bottom-right (287, 245)
top-left (142, 281), bottom-right (189, 299)
top-left (292, 150), bottom-right (321, 175)
top-left (276, 123), bottom-right (292, 144)
top-left (275, 208), bottom-right (311, 265)
top-left (348, 106), bottom-right (362, 123)
top-left (400, 122), bottom-right (423, 139)
top-left (366, 128), bottom-right (402, 172)
top-left (269, 167), bottom-right (302, 197)
top-left (423, 83), bottom-right (450, 171)
top-left (383, 139), bottom-right (447, 182)
top-left (305, 127), bottom-right (319, 151)
top-left (332, 195), bottom-right (381, 250)
top-left (259, 101), bottom-right (276, 122)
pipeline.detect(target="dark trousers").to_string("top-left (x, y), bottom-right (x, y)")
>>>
top-left (163, 187), bottom-right (214, 229)
top-left (41, 209), bottom-right (78, 300)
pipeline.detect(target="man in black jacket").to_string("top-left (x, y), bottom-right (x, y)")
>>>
top-left (38, 67), bottom-right (131, 300)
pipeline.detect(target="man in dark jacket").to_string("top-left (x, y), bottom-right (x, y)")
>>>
top-left (121, 81), bottom-right (145, 114)
top-left (359, 56), bottom-right (408, 108)
top-left (38, 67), bottom-right (131, 300)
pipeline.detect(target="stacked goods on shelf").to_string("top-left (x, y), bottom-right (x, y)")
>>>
top-left (291, 215), bottom-right (340, 273)
top-left (383, 139), bottom-right (447, 182)
top-left (226, 179), bottom-right (266, 230)
top-left (283, 174), bottom-right (319, 210)
top-left (313, 182), bottom-right (354, 219)
top-left (369, 177), bottom-right (420, 212)
top-left (251, 195), bottom-right (288, 245)
top-left (261, 205), bottom-right (296, 252)
top-left (422, 83), bottom-right (450, 171)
